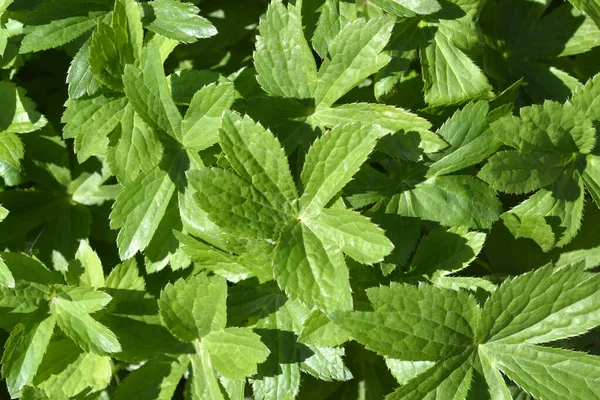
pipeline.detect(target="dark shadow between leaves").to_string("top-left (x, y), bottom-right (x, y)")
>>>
top-left (254, 328), bottom-right (313, 377)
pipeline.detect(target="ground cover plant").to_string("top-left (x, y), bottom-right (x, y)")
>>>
top-left (1, 0), bottom-right (600, 398)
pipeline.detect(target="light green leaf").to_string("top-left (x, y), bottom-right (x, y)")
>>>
top-left (158, 273), bottom-right (227, 342)
top-left (254, 0), bottom-right (318, 99)
top-left (385, 175), bottom-right (501, 230)
top-left (62, 94), bottom-right (128, 163)
top-left (387, 351), bottom-right (474, 400)
top-left (501, 167), bottom-right (585, 248)
top-left (0, 255), bottom-right (15, 288)
top-left (298, 309), bottom-right (350, 347)
top-left (0, 131), bottom-right (23, 169)
top-left (0, 252), bottom-right (62, 285)
top-left (182, 83), bottom-right (235, 151)
top-left (51, 294), bottom-right (121, 355)
top-left (333, 284), bottom-right (479, 360)
top-left (1, 309), bottom-right (56, 396)
top-left (113, 355), bottom-right (189, 400)
top-left (190, 168), bottom-right (289, 240)
top-left (301, 345), bottom-right (352, 382)
top-left (0, 81), bottom-right (47, 134)
top-left (32, 337), bottom-right (111, 399)
top-left (203, 327), bottom-right (270, 379)
top-left (188, 343), bottom-right (225, 400)
top-left (411, 227), bottom-right (486, 276)
top-left (483, 263), bottom-right (600, 345)
top-left (311, 0), bottom-right (357, 58)
top-left (67, 38), bottom-right (102, 99)
top-left (67, 240), bottom-right (105, 288)
top-left (311, 102), bottom-right (432, 133)
top-left (105, 258), bottom-right (145, 291)
top-left (20, 14), bottom-right (101, 53)
top-left (568, 0), bottom-right (600, 29)
top-left (123, 44), bottom-right (182, 141)
top-left (570, 72), bottom-right (600, 123)
top-left (110, 167), bottom-right (176, 260)
top-left (142, 0), bottom-right (217, 43)
top-left (385, 359), bottom-right (435, 386)
top-left (315, 15), bottom-right (395, 107)
top-left (108, 103), bottom-right (163, 185)
top-left (300, 123), bottom-right (383, 215)
top-left (484, 343), bottom-right (600, 400)
top-left (476, 346), bottom-right (512, 400)
top-left (478, 151), bottom-right (574, 194)
top-left (220, 111), bottom-right (298, 215)
top-left (421, 30), bottom-right (492, 106)
top-left (583, 153), bottom-right (600, 208)
top-left (274, 220), bottom-right (352, 313)
top-left (302, 208), bottom-right (394, 264)
top-left (370, 0), bottom-right (441, 17)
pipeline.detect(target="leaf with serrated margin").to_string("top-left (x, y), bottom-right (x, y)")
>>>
top-left (141, 0), bottom-right (217, 43)
top-left (254, 0), bottom-right (318, 99)
top-left (300, 345), bottom-right (352, 382)
top-left (189, 168), bottom-right (290, 240)
top-left (583, 153), bottom-right (600, 208)
top-left (299, 309), bottom-right (350, 347)
top-left (387, 350), bottom-right (474, 400)
top-left (570, 73), bottom-right (600, 124)
top-left (274, 220), bottom-right (352, 313)
top-left (311, 102), bottom-right (432, 133)
top-left (484, 344), bottom-right (600, 400)
top-left (302, 208), bottom-right (393, 264)
top-left (108, 103), bottom-right (163, 185)
top-left (490, 101), bottom-right (596, 154)
top-left (311, 0), bottom-right (356, 58)
top-left (62, 95), bottom-right (128, 163)
top-left (113, 355), bottom-right (189, 400)
top-left (67, 38), bottom-right (102, 99)
top-left (1, 252), bottom-right (62, 285)
top-left (66, 240), bottom-right (105, 288)
top-left (20, 13), bottom-right (102, 53)
top-left (427, 101), bottom-right (505, 177)
top-left (123, 44), bottom-right (182, 141)
top-left (0, 131), bottom-right (23, 169)
top-left (32, 337), bottom-right (111, 399)
top-left (188, 342), bottom-right (225, 400)
top-left (421, 29), bottom-right (492, 107)
top-left (220, 111), bottom-right (298, 215)
top-left (203, 327), bottom-right (270, 379)
top-left (1, 308), bottom-right (56, 396)
top-left (182, 83), bottom-right (234, 151)
top-left (158, 273), bottom-right (227, 342)
top-left (568, 0), bottom-right (600, 29)
top-left (0, 81), bottom-right (47, 134)
top-left (300, 123), bottom-right (383, 215)
top-left (372, 0), bottom-right (441, 17)
top-left (478, 151), bottom-right (575, 194)
top-left (105, 258), bottom-right (145, 290)
top-left (51, 293), bottom-right (121, 355)
top-left (0, 256), bottom-right (14, 289)
top-left (483, 262), bottom-right (600, 345)
top-left (315, 15), bottom-right (395, 107)
top-left (476, 346), bottom-right (512, 400)
top-left (386, 175), bottom-right (501, 230)
top-left (333, 284), bottom-right (479, 361)
top-left (411, 227), bottom-right (486, 277)
top-left (110, 167), bottom-right (176, 260)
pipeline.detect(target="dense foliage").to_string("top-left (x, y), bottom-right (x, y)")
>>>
top-left (1, 0), bottom-right (600, 398)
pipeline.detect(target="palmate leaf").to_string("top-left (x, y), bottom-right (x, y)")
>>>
top-left (333, 263), bottom-right (600, 399)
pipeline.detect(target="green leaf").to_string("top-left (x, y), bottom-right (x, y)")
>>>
top-left (315, 15), bottom-right (395, 107)
top-left (1, 308), bottom-right (56, 396)
top-left (484, 343), bottom-right (600, 400)
top-left (105, 258), bottom-right (145, 291)
top-left (51, 292), bottom-right (121, 355)
top-left (254, 0), bottom-right (318, 99)
top-left (334, 284), bottom-right (479, 361)
top-left (421, 30), bottom-right (492, 106)
top-left (110, 167), bottom-right (176, 260)
top-left (190, 168), bottom-right (289, 240)
top-left (478, 151), bottom-right (575, 194)
top-left (273, 220), bottom-right (352, 313)
top-left (108, 103), bottom-right (163, 185)
top-left (20, 14), bottom-right (101, 53)
top-left (113, 355), bottom-right (189, 400)
top-left (370, 0), bottom-right (441, 17)
top-left (66, 240), bottom-right (105, 288)
top-left (123, 44), bottom-right (183, 141)
top-left (142, 0), bottom-right (217, 43)
top-left (583, 153), bottom-right (600, 208)
top-left (0, 131), bottom-right (23, 169)
top-left (300, 123), bottom-right (383, 215)
top-left (32, 337), bottom-right (111, 399)
top-left (182, 83), bottom-right (235, 151)
top-left (311, 0), bottom-right (357, 58)
top-left (67, 38), bottom-right (102, 99)
top-left (302, 208), bottom-right (394, 265)
top-left (0, 252), bottom-right (62, 285)
top-left (385, 359), bottom-right (435, 386)
top-left (300, 345), bottom-right (352, 382)
top-left (570, 72), bottom-right (600, 123)
top-left (298, 309), bottom-right (350, 347)
top-left (568, 0), bottom-right (600, 29)
top-left (203, 327), bottom-right (270, 379)
top-left (0, 256), bottom-right (15, 288)
top-left (0, 81), bottom-right (47, 134)
top-left (62, 94), bottom-right (128, 163)
top-left (483, 263), bottom-right (600, 345)
top-left (188, 342), bottom-right (225, 400)
top-left (158, 273), bottom-right (227, 342)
